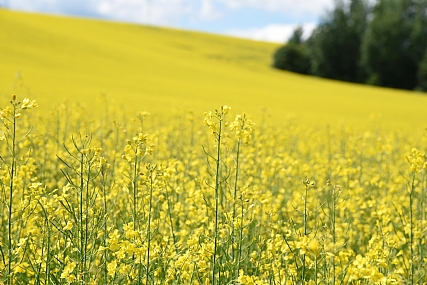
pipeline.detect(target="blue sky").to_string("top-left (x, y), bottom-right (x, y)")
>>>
top-left (1, 0), bottom-right (335, 43)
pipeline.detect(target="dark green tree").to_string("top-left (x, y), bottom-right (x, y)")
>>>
top-left (361, 0), bottom-right (427, 90)
top-left (273, 26), bottom-right (311, 75)
top-left (417, 49), bottom-right (427, 91)
top-left (307, 0), bottom-right (369, 82)
top-left (412, 1), bottom-right (427, 91)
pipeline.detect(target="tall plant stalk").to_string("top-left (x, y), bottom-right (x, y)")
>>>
top-left (409, 173), bottom-right (415, 285)
top-left (229, 113), bottom-right (253, 280)
top-left (100, 158), bottom-right (109, 282)
top-left (57, 135), bottom-right (104, 284)
top-left (122, 131), bottom-right (149, 283)
top-left (145, 163), bottom-right (156, 285)
top-left (0, 95), bottom-right (38, 285)
top-left (7, 98), bottom-right (17, 285)
top-left (212, 112), bottom-right (223, 285)
top-left (203, 106), bottom-right (230, 285)
top-left (301, 178), bottom-right (315, 284)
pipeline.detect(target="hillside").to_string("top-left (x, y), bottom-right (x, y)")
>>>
top-left (0, 9), bottom-right (426, 130)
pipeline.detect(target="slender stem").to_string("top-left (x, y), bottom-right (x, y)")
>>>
top-left (409, 173), bottom-right (414, 285)
top-left (419, 174), bottom-right (427, 285)
top-left (133, 154), bottom-right (138, 229)
top-left (232, 138), bottom-right (241, 278)
top-left (45, 215), bottom-right (51, 285)
top-left (102, 170), bottom-right (108, 282)
top-left (238, 195), bottom-right (244, 276)
top-left (212, 116), bottom-right (223, 285)
top-left (7, 103), bottom-right (17, 285)
top-left (232, 140), bottom-right (241, 233)
top-left (301, 181), bottom-right (309, 284)
top-left (146, 166), bottom-right (154, 285)
top-left (79, 150), bottom-right (84, 284)
top-left (165, 184), bottom-right (178, 254)
top-left (304, 184), bottom-right (308, 236)
top-left (83, 153), bottom-right (91, 284)
top-left (331, 185), bottom-right (336, 285)
top-left (132, 144), bottom-right (142, 283)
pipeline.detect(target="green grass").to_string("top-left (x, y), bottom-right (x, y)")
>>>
top-left (0, 9), bottom-right (426, 130)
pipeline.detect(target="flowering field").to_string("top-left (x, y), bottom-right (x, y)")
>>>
top-left (0, 94), bottom-right (426, 285)
top-left (2, 9), bottom-right (427, 129)
top-left (1, 9), bottom-right (427, 285)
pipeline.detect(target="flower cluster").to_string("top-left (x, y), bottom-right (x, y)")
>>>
top-left (406, 147), bottom-right (427, 173)
top-left (0, 97), bottom-right (426, 285)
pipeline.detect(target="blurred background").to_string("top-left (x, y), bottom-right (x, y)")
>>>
top-left (0, 0), bottom-right (333, 43)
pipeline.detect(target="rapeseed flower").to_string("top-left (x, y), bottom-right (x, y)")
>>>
top-left (61, 261), bottom-right (77, 282)
top-left (1, 95), bottom-right (426, 284)
top-left (20, 98), bottom-right (38, 109)
top-left (107, 260), bottom-right (117, 277)
top-left (63, 221), bottom-right (73, 231)
top-left (406, 148), bottom-right (426, 173)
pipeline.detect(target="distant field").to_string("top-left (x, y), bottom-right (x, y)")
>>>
top-left (1, 9), bottom-right (426, 131)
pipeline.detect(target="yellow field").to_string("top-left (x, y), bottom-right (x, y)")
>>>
top-left (1, 9), bottom-right (427, 285)
top-left (1, 9), bottom-right (426, 131)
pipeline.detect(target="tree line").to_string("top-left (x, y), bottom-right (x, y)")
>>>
top-left (273, 0), bottom-right (427, 91)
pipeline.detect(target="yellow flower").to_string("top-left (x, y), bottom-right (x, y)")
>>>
top-left (237, 270), bottom-right (256, 285)
top-left (123, 222), bottom-right (138, 239)
top-left (0, 106), bottom-right (12, 119)
top-left (21, 97), bottom-right (38, 109)
top-left (119, 263), bottom-right (131, 275)
top-left (13, 264), bottom-right (27, 274)
top-left (107, 260), bottom-right (117, 277)
top-left (222, 105), bottom-right (231, 115)
top-left (63, 221), bottom-right (73, 231)
top-left (145, 146), bottom-right (154, 155)
top-left (308, 238), bottom-right (320, 257)
top-left (108, 229), bottom-right (121, 251)
top-left (406, 148), bottom-right (426, 173)
top-left (61, 261), bottom-right (76, 281)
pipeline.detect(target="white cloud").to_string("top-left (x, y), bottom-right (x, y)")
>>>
top-left (6, 0), bottom-right (193, 26)
top-left (6, 0), bottom-right (334, 25)
top-left (226, 22), bottom-right (317, 43)
top-left (219, 0), bottom-right (334, 20)
top-left (199, 0), bottom-right (222, 20)
top-left (6, 0), bottom-right (331, 41)
top-left (91, 0), bottom-right (193, 26)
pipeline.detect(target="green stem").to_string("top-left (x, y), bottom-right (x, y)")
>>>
top-left (232, 138), bottom-right (241, 278)
top-left (409, 173), bottom-right (414, 285)
top-left (79, 150), bottom-right (84, 284)
top-left (131, 145), bottom-right (142, 283)
top-left (7, 103), bottom-right (17, 285)
top-left (83, 153), bottom-right (91, 284)
top-left (45, 214), bottom-right (51, 285)
top-left (212, 116), bottom-right (223, 285)
top-left (165, 184), bottom-right (178, 254)
top-left (331, 185), bottom-right (336, 285)
top-left (102, 170), bottom-right (108, 282)
top-left (146, 166), bottom-right (154, 285)
top-left (133, 154), bottom-right (138, 229)
top-left (238, 196), bottom-right (245, 277)
top-left (302, 181), bottom-right (309, 284)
